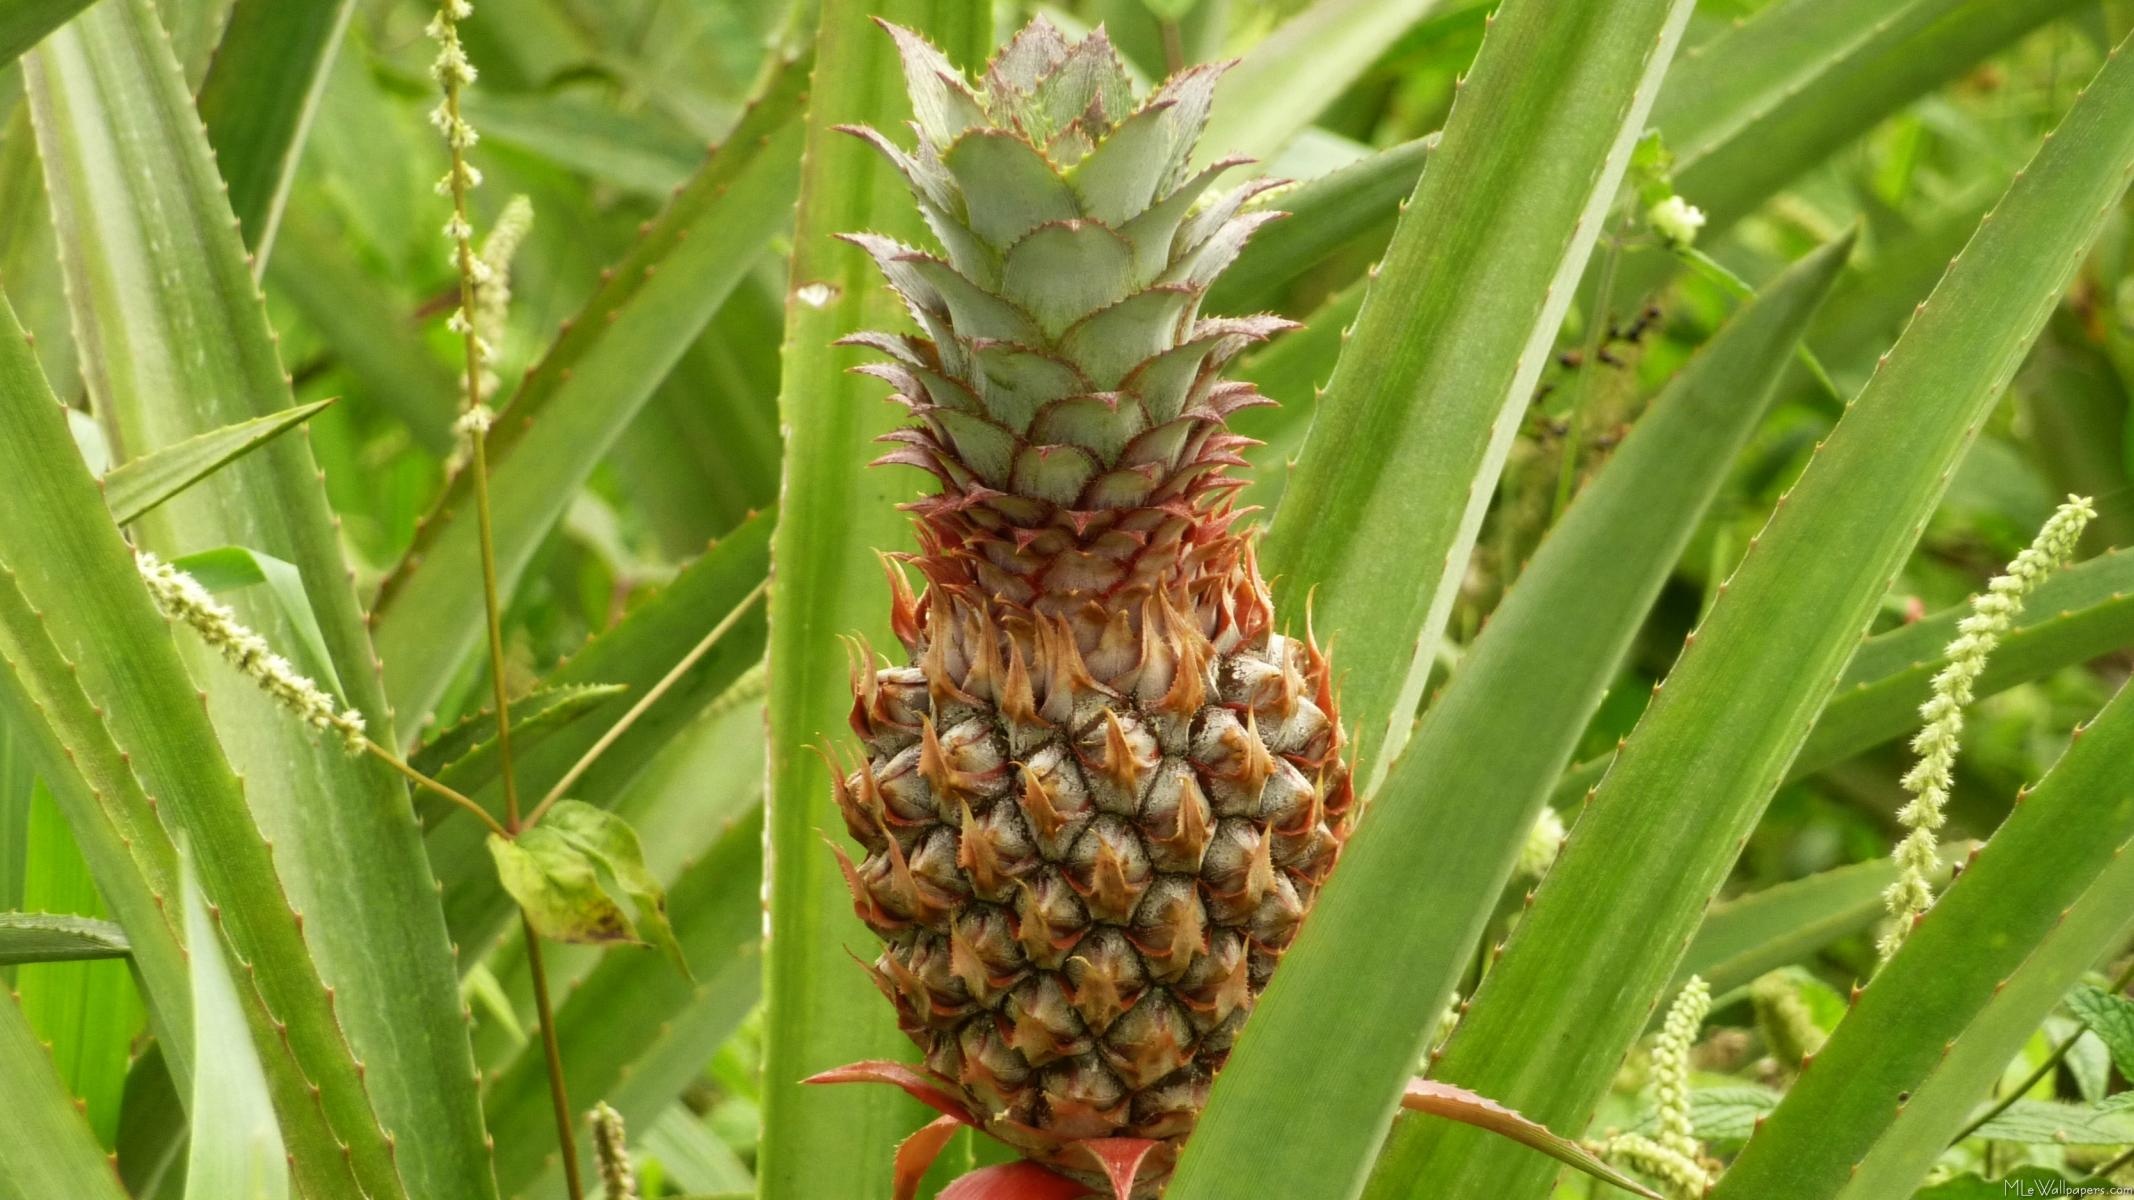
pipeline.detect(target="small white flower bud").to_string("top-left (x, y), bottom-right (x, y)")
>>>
top-left (1647, 194), bottom-right (1706, 250)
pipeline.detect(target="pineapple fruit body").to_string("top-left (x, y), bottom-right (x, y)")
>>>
top-left (829, 19), bottom-right (1354, 1193)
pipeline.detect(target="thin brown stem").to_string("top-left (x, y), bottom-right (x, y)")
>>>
top-left (433, 8), bottom-right (577, 1198)
top-left (2097, 1141), bottom-right (2134, 1179)
top-left (522, 578), bottom-right (768, 829)
top-left (361, 737), bottom-right (506, 838)
top-left (523, 913), bottom-right (584, 1198)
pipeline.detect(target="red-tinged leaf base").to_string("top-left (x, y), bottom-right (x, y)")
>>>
top-left (897, 1115), bottom-right (968, 1200)
top-left (1401, 1077), bottom-right (1662, 1199)
top-left (809, 1062), bottom-right (1163, 1200)
top-left (939, 1162), bottom-right (1097, 1200)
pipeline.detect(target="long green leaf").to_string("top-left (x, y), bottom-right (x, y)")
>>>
top-left (1374, 36), bottom-right (2134, 1200)
top-left (1656, 0), bottom-right (2088, 233)
top-left (1551, 542), bottom-right (2134, 803)
top-left (1176, 227), bottom-right (1845, 1199)
top-left (1712, 679), bottom-right (2134, 1198)
top-left (180, 854), bottom-right (288, 1200)
top-left (25, 3), bottom-right (497, 1194)
top-left (0, 294), bottom-right (388, 1198)
top-left (14, 782), bottom-right (141, 1144)
top-left (370, 54), bottom-right (808, 729)
top-left (0, 0), bottom-right (95, 65)
top-left (1257, 0), bottom-right (1694, 792)
top-left (759, 7), bottom-right (991, 1200)
top-left (1203, 137), bottom-right (1432, 317)
top-left (0, 984), bottom-right (126, 1200)
top-left (1196, 0), bottom-right (1443, 168)
top-left (196, 0), bottom-right (355, 266)
top-left (0, 911), bottom-right (130, 964)
top-left (100, 400), bottom-right (336, 526)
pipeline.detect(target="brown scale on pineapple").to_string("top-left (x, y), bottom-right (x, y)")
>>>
top-left (822, 16), bottom-right (1357, 1193)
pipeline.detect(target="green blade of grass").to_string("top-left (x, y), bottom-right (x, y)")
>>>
top-left (1174, 228), bottom-right (1845, 1200)
top-left (100, 400), bottom-right (337, 526)
top-left (196, 0), bottom-right (355, 266)
top-left (1552, 544), bottom-right (2134, 803)
top-left (369, 54), bottom-right (807, 730)
top-left (25, 3), bottom-right (497, 1194)
top-left (1657, 0), bottom-right (2089, 234)
top-left (13, 786), bottom-right (142, 1144)
top-left (1203, 136), bottom-right (1433, 317)
top-left (0, 0), bottom-right (91, 64)
top-left (0, 912), bottom-right (130, 965)
top-left (1711, 679), bottom-right (2134, 1199)
top-left (179, 853), bottom-right (289, 1200)
top-left (0, 984), bottom-right (126, 1200)
top-left (1373, 35), bottom-right (2134, 1200)
top-left (758, 7), bottom-right (992, 1200)
top-left (1195, 0), bottom-right (1444, 168)
top-left (1675, 844), bottom-right (1966, 1001)
top-left (0, 294), bottom-right (391, 1199)
top-left (1254, 0), bottom-right (1695, 795)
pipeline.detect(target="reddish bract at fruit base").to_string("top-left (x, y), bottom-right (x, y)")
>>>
top-left (808, 1061), bottom-right (1159, 1200)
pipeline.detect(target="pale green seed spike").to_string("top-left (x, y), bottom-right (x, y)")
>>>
top-left (1000, 220), bottom-right (1137, 337)
top-left (941, 130), bottom-right (1083, 249)
top-left (1877, 493), bottom-right (2097, 964)
top-left (878, 20), bottom-right (985, 150)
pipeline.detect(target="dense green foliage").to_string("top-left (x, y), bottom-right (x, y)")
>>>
top-left (2, 1), bottom-right (2134, 1199)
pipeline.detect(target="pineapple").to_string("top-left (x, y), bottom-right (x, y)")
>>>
top-left (822, 18), bottom-right (1353, 1196)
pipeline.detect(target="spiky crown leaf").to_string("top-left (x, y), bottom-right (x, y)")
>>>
top-left (839, 18), bottom-right (1292, 620)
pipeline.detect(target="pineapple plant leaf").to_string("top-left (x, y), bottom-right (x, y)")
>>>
top-left (0, 0), bottom-right (97, 66)
top-left (1185, 227), bottom-right (1853, 1197)
top-left (1254, 0), bottom-right (1696, 793)
top-left (760, 5), bottom-right (993, 1198)
top-left (0, 911), bottom-right (131, 965)
top-left (1711, 672), bottom-right (2134, 1197)
top-left (1193, 0), bottom-right (1443, 167)
top-left (178, 852), bottom-right (290, 1200)
top-left (1376, 29), bottom-right (2134, 1200)
top-left (1551, 541), bottom-right (2134, 805)
top-left (1655, 0), bottom-right (2091, 237)
top-left (0, 287), bottom-right (393, 1198)
top-left (0, 974), bottom-right (126, 1200)
top-left (195, 0), bottom-right (354, 261)
top-left (99, 399), bottom-right (338, 527)
top-left (24, 0), bottom-right (499, 1190)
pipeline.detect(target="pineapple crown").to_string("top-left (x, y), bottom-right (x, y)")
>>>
top-left (837, 18), bottom-right (1293, 618)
